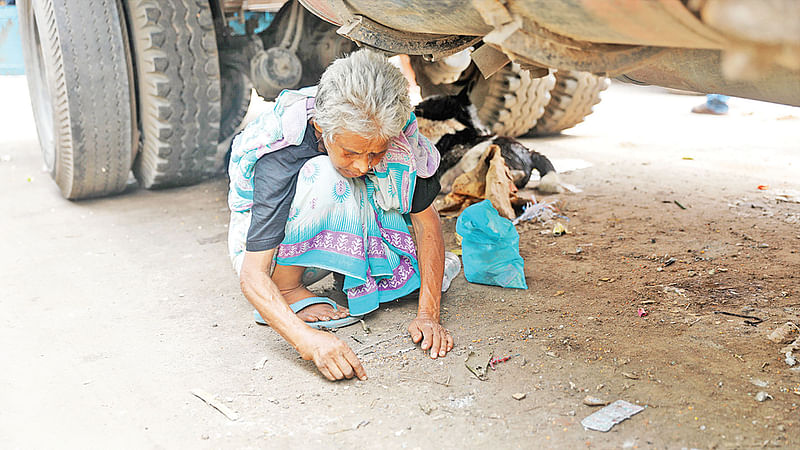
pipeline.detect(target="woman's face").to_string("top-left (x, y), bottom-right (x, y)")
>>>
top-left (314, 122), bottom-right (389, 178)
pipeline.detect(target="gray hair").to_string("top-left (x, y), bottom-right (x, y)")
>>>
top-left (314, 49), bottom-right (412, 144)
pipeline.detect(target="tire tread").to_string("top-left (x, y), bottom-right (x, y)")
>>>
top-left (470, 64), bottom-right (555, 138)
top-left (531, 71), bottom-right (609, 136)
top-left (126, 0), bottom-right (221, 188)
top-left (28, 0), bottom-right (133, 199)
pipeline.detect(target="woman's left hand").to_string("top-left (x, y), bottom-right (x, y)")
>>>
top-left (408, 315), bottom-right (454, 359)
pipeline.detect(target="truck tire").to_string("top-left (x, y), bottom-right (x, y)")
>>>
top-left (468, 63), bottom-right (555, 137)
top-left (295, 17), bottom-right (356, 89)
top-left (18, 0), bottom-right (134, 199)
top-left (530, 71), bottom-right (609, 136)
top-left (124, 0), bottom-right (222, 188)
top-left (219, 62), bottom-right (252, 144)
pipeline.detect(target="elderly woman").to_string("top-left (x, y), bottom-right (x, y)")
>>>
top-left (227, 50), bottom-right (453, 381)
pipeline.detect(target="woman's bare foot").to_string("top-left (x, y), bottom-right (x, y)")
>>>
top-left (280, 285), bottom-right (350, 322)
top-left (272, 264), bottom-right (349, 322)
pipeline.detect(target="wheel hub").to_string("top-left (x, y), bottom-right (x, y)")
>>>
top-left (250, 47), bottom-right (303, 99)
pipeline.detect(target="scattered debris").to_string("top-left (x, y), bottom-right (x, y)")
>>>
top-left (757, 185), bottom-right (769, 191)
top-left (774, 190), bottom-right (800, 204)
top-left (400, 376), bottom-right (451, 387)
top-left (581, 400), bottom-right (645, 432)
top-left (512, 195), bottom-right (566, 225)
top-left (673, 200), bottom-right (686, 210)
top-left (355, 333), bottom-right (404, 355)
top-left (766, 322), bottom-right (799, 344)
top-left (489, 354), bottom-right (514, 370)
top-left (419, 403), bottom-right (437, 415)
top-left (781, 338), bottom-right (800, 367)
top-left (560, 182), bottom-right (583, 193)
top-left (713, 311), bottom-right (763, 326)
top-left (512, 392), bottom-right (527, 401)
top-left (360, 320), bottom-right (371, 334)
top-left (190, 389), bottom-right (240, 421)
top-left (448, 394), bottom-right (475, 409)
top-left (328, 419), bottom-right (371, 434)
top-left (583, 396), bottom-right (610, 407)
top-left (663, 258), bottom-right (676, 267)
top-left (554, 290), bottom-right (565, 296)
top-left (637, 308), bottom-right (648, 317)
top-left (553, 222), bottom-right (568, 236)
top-left (465, 350), bottom-right (493, 381)
top-left (663, 286), bottom-right (686, 297)
top-left (252, 356), bottom-right (268, 370)
top-left (755, 391), bottom-right (773, 402)
top-left (622, 372), bottom-right (640, 380)
top-left (750, 379), bottom-right (769, 388)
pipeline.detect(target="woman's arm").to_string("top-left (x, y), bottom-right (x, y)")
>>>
top-left (239, 250), bottom-right (367, 381)
top-left (409, 204), bottom-right (454, 358)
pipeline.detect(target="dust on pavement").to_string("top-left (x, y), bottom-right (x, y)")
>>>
top-left (2, 76), bottom-right (799, 448)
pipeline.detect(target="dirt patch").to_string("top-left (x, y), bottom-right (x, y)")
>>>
top-left (3, 79), bottom-right (799, 448)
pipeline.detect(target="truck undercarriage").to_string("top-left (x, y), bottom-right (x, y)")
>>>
top-left (17, 0), bottom-right (799, 199)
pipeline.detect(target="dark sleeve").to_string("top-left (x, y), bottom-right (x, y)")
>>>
top-left (245, 153), bottom-right (301, 252)
top-left (411, 175), bottom-right (441, 214)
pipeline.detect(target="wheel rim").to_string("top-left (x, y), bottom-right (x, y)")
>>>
top-left (24, 4), bottom-right (56, 172)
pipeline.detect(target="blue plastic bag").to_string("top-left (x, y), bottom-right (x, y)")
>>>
top-left (456, 200), bottom-right (528, 289)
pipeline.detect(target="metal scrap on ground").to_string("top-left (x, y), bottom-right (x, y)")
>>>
top-left (191, 388), bottom-right (240, 421)
top-left (581, 400), bottom-right (645, 432)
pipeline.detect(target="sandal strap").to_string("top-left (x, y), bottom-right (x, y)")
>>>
top-left (289, 296), bottom-right (337, 314)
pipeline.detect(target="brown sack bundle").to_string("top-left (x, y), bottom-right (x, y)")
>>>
top-left (436, 144), bottom-right (518, 220)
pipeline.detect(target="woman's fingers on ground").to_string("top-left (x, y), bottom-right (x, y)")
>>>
top-left (446, 332), bottom-right (454, 351)
top-left (409, 324), bottom-right (423, 344)
top-left (334, 354), bottom-right (355, 379)
top-left (343, 348), bottom-right (367, 380)
top-left (421, 329), bottom-right (432, 350)
top-left (326, 361), bottom-right (345, 380)
top-left (317, 362), bottom-right (336, 381)
top-left (430, 328), bottom-right (442, 358)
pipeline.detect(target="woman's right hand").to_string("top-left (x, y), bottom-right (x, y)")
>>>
top-left (298, 330), bottom-right (367, 381)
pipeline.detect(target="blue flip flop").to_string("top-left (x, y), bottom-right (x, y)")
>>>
top-left (253, 296), bottom-right (362, 330)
